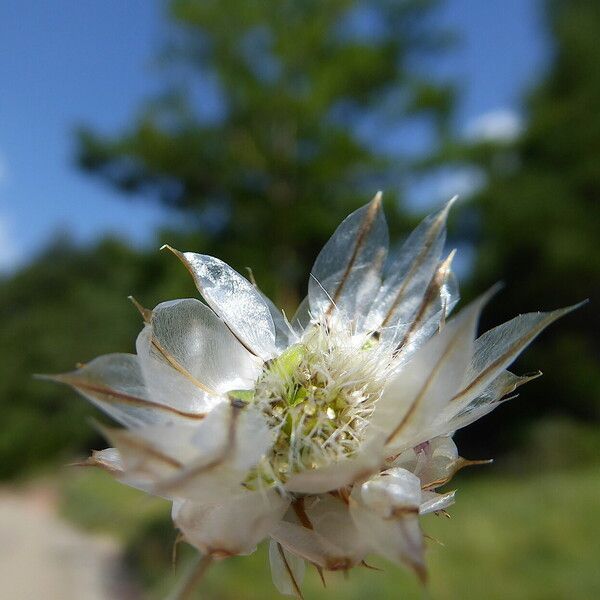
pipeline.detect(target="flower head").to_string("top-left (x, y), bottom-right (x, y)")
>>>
top-left (48, 194), bottom-right (579, 596)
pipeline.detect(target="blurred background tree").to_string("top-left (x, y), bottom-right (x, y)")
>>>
top-left (446, 0), bottom-right (600, 458)
top-left (77, 0), bottom-right (455, 308)
top-left (1, 0), bottom-right (597, 479)
top-left (0, 239), bottom-right (153, 477)
top-left (1, 0), bottom-right (456, 478)
top-left (1, 0), bottom-right (599, 597)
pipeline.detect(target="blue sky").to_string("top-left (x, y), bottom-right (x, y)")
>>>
top-left (0, 0), bottom-right (548, 271)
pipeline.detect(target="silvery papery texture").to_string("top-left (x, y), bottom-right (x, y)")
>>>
top-left (47, 194), bottom-right (580, 596)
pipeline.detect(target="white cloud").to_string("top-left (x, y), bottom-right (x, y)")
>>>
top-left (466, 109), bottom-right (523, 143)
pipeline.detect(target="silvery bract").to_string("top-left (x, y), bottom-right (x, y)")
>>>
top-left (48, 194), bottom-right (579, 596)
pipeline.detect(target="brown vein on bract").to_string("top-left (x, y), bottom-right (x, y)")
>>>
top-left (421, 476), bottom-right (449, 490)
top-left (448, 311), bottom-right (569, 405)
top-left (449, 299), bottom-right (588, 407)
top-left (128, 295), bottom-right (152, 324)
top-left (290, 500), bottom-right (328, 584)
top-left (355, 245), bottom-right (388, 334)
top-left (291, 497), bottom-right (314, 530)
top-left (421, 458), bottom-right (492, 490)
top-left (156, 402), bottom-right (241, 491)
top-left (314, 563), bottom-right (327, 588)
top-left (70, 451), bottom-right (123, 475)
top-left (324, 193), bottom-right (382, 318)
top-left (59, 378), bottom-right (208, 421)
top-left (160, 244), bottom-right (263, 360)
top-left (172, 532), bottom-right (184, 569)
top-left (394, 251), bottom-right (455, 356)
top-left (439, 296), bottom-right (448, 332)
top-left (449, 365), bottom-right (541, 419)
top-left (380, 205), bottom-right (449, 329)
top-left (361, 560), bottom-right (383, 572)
top-left (277, 542), bottom-right (304, 600)
top-left (109, 430), bottom-right (184, 469)
top-left (397, 517), bottom-right (427, 584)
top-left (388, 506), bottom-right (419, 519)
top-left (150, 335), bottom-right (221, 397)
top-left (329, 488), bottom-right (350, 506)
top-left (421, 490), bottom-right (457, 515)
top-left (386, 310), bottom-right (470, 445)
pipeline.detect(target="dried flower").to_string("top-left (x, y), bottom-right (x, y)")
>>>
top-left (47, 194), bottom-right (580, 597)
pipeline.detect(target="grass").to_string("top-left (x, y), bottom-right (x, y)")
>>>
top-left (60, 463), bottom-right (600, 599)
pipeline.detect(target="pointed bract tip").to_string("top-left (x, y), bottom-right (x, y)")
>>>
top-left (523, 370), bottom-right (543, 382)
top-left (523, 300), bottom-right (586, 321)
top-left (160, 244), bottom-right (184, 259)
top-left (441, 249), bottom-right (457, 271)
top-left (128, 295), bottom-right (153, 323)
top-left (430, 195), bottom-right (457, 226)
top-left (33, 372), bottom-right (59, 382)
top-left (67, 452), bottom-right (116, 470)
top-left (458, 458), bottom-right (493, 470)
top-left (438, 195), bottom-right (458, 218)
top-left (35, 361), bottom-right (91, 386)
top-left (413, 562), bottom-right (428, 586)
top-left (245, 266), bottom-right (257, 286)
top-left (372, 190), bottom-right (383, 207)
top-left (66, 459), bottom-right (94, 468)
top-left (315, 565), bottom-right (327, 588)
top-left (557, 298), bottom-right (588, 316)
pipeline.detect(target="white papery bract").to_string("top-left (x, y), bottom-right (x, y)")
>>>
top-left (49, 193), bottom-right (580, 597)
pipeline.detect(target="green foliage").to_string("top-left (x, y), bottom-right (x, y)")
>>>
top-left (439, 0), bottom-right (600, 457)
top-left (0, 237), bottom-right (193, 479)
top-left (77, 0), bottom-right (453, 307)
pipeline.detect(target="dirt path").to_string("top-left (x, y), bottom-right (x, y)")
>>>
top-left (0, 485), bottom-right (136, 599)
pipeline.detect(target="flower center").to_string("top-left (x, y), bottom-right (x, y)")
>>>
top-left (239, 324), bottom-right (387, 488)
